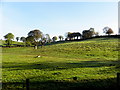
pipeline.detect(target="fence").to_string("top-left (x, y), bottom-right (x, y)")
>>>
top-left (117, 73), bottom-right (120, 89)
top-left (2, 73), bottom-right (120, 90)
top-left (23, 73), bottom-right (120, 90)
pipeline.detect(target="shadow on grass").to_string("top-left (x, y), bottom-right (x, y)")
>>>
top-left (3, 61), bottom-right (119, 71)
top-left (2, 61), bottom-right (120, 90)
top-left (2, 77), bottom-right (119, 90)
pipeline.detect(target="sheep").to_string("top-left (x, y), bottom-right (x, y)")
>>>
top-left (35, 55), bottom-right (41, 58)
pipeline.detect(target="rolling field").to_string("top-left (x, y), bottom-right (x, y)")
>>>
top-left (2, 38), bottom-right (120, 89)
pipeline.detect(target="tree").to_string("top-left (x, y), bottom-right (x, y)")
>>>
top-left (16, 37), bottom-right (19, 42)
top-left (65, 32), bottom-right (82, 40)
top-left (28, 29), bottom-right (43, 41)
top-left (20, 37), bottom-right (26, 42)
top-left (107, 29), bottom-right (113, 35)
top-left (103, 27), bottom-right (113, 35)
top-left (45, 34), bottom-right (51, 43)
top-left (94, 32), bottom-right (99, 36)
top-left (4, 33), bottom-right (14, 47)
top-left (52, 36), bottom-right (57, 42)
top-left (82, 28), bottom-right (95, 39)
top-left (28, 29), bottom-right (43, 49)
top-left (66, 32), bottom-right (73, 40)
top-left (25, 36), bottom-right (34, 46)
top-left (59, 35), bottom-right (64, 41)
top-left (72, 32), bottom-right (82, 40)
top-left (4, 33), bottom-right (14, 40)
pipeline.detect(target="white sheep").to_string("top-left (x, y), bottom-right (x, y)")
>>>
top-left (35, 55), bottom-right (41, 58)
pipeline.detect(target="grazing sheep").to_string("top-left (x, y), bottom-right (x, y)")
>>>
top-left (35, 55), bottom-right (41, 58)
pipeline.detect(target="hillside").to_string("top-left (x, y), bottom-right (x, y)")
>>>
top-left (2, 38), bottom-right (120, 89)
top-left (0, 40), bottom-right (24, 46)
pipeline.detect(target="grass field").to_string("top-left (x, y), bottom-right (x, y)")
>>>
top-left (2, 38), bottom-right (120, 89)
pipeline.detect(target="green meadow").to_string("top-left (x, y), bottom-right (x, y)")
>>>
top-left (2, 38), bottom-right (120, 89)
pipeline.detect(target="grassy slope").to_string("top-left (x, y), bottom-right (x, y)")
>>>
top-left (0, 40), bottom-right (24, 46)
top-left (2, 38), bottom-right (120, 89)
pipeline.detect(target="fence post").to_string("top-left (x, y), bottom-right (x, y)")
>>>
top-left (117, 73), bottom-right (120, 89)
top-left (26, 79), bottom-right (29, 90)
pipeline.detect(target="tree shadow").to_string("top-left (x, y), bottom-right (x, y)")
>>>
top-left (29, 78), bottom-right (118, 90)
top-left (2, 61), bottom-right (120, 90)
top-left (2, 60), bottom-right (119, 71)
top-left (2, 77), bottom-right (119, 90)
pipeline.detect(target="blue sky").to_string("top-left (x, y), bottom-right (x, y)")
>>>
top-left (0, 2), bottom-right (118, 40)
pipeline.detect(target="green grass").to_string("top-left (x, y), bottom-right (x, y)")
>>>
top-left (2, 38), bottom-right (120, 89)
top-left (0, 40), bottom-right (24, 46)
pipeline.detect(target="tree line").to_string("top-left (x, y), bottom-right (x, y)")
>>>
top-left (3, 26), bottom-right (114, 49)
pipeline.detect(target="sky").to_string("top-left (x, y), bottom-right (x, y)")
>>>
top-left (0, 1), bottom-right (118, 40)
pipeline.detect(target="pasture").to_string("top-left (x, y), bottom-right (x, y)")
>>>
top-left (2, 38), bottom-right (120, 89)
